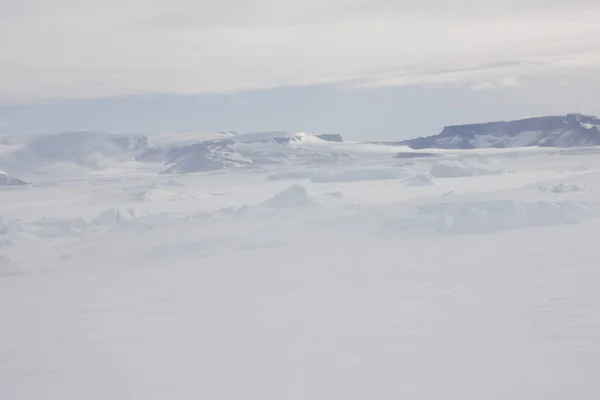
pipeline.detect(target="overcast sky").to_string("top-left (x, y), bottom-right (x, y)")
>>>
top-left (1, 0), bottom-right (600, 139)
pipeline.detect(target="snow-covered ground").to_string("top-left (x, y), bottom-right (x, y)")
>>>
top-left (1, 137), bottom-right (600, 399)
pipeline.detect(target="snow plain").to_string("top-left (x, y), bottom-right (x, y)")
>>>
top-left (1, 135), bottom-right (600, 399)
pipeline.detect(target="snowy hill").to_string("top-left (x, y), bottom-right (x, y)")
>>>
top-left (0, 130), bottom-right (353, 175)
top-left (0, 171), bottom-right (26, 186)
top-left (0, 131), bottom-right (155, 173)
top-left (26, 131), bottom-right (151, 160)
top-left (161, 131), bottom-right (350, 174)
top-left (402, 114), bottom-right (600, 149)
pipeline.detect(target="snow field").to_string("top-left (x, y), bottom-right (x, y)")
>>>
top-left (1, 139), bottom-right (600, 399)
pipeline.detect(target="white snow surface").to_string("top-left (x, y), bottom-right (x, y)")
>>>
top-left (2, 135), bottom-right (600, 399)
top-left (430, 162), bottom-right (505, 178)
top-left (269, 167), bottom-right (414, 183)
top-left (260, 184), bottom-right (313, 209)
top-left (407, 172), bottom-right (436, 186)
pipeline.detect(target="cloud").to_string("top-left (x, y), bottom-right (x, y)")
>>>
top-left (499, 77), bottom-right (521, 88)
top-left (0, 0), bottom-right (600, 103)
top-left (470, 82), bottom-right (498, 91)
top-left (469, 77), bottom-right (521, 91)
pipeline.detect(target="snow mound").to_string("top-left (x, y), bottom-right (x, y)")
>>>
top-left (0, 171), bottom-right (27, 186)
top-left (383, 200), bottom-right (600, 235)
top-left (326, 191), bottom-right (344, 199)
top-left (0, 214), bottom-right (22, 240)
top-left (162, 180), bottom-right (184, 187)
top-left (137, 188), bottom-right (174, 202)
top-left (219, 205), bottom-right (250, 216)
top-left (537, 183), bottom-right (584, 193)
top-left (161, 151), bottom-right (235, 174)
top-left (550, 183), bottom-right (583, 193)
top-left (91, 207), bottom-right (144, 226)
top-left (0, 255), bottom-right (20, 277)
top-left (407, 173), bottom-right (436, 186)
top-left (268, 171), bottom-right (315, 181)
top-left (261, 185), bottom-right (312, 209)
top-left (430, 163), bottom-right (503, 178)
top-left (31, 218), bottom-right (87, 238)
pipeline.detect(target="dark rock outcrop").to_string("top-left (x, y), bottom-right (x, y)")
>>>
top-left (401, 114), bottom-right (600, 149)
top-left (316, 134), bottom-right (343, 142)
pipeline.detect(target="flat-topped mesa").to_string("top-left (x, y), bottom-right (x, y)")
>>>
top-left (316, 134), bottom-right (343, 142)
top-left (402, 114), bottom-right (600, 149)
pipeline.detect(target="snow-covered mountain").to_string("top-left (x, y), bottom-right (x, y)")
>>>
top-left (0, 131), bottom-right (154, 173)
top-left (11, 113), bottom-right (600, 178)
top-left (0, 171), bottom-right (26, 186)
top-left (3, 113), bottom-right (600, 176)
top-left (26, 131), bottom-right (151, 160)
top-left (402, 114), bottom-right (600, 149)
top-left (0, 130), bottom-right (361, 176)
top-left (161, 132), bottom-right (348, 174)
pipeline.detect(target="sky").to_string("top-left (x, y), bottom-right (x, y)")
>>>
top-left (1, 0), bottom-right (600, 140)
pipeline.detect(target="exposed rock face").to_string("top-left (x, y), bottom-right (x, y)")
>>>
top-left (316, 134), bottom-right (343, 142)
top-left (402, 114), bottom-right (600, 149)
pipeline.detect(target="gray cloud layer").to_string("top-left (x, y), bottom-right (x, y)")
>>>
top-left (1, 0), bottom-right (600, 103)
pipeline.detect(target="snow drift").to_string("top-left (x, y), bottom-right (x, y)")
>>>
top-left (269, 167), bottom-right (414, 183)
top-left (430, 163), bottom-right (504, 178)
top-left (382, 200), bottom-right (600, 235)
top-left (407, 173), bottom-right (436, 186)
top-left (26, 131), bottom-right (150, 164)
top-left (91, 207), bottom-right (142, 226)
top-left (261, 184), bottom-right (313, 209)
top-left (0, 131), bottom-right (155, 172)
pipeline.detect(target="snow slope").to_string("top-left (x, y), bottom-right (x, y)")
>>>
top-left (2, 132), bottom-right (600, 399)
top-left (0, 171), bottom-right (26, 186)
top-left (0, 131), bottom-right (154, 174)
top-left (161, 131), bottom-right (411, 174)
